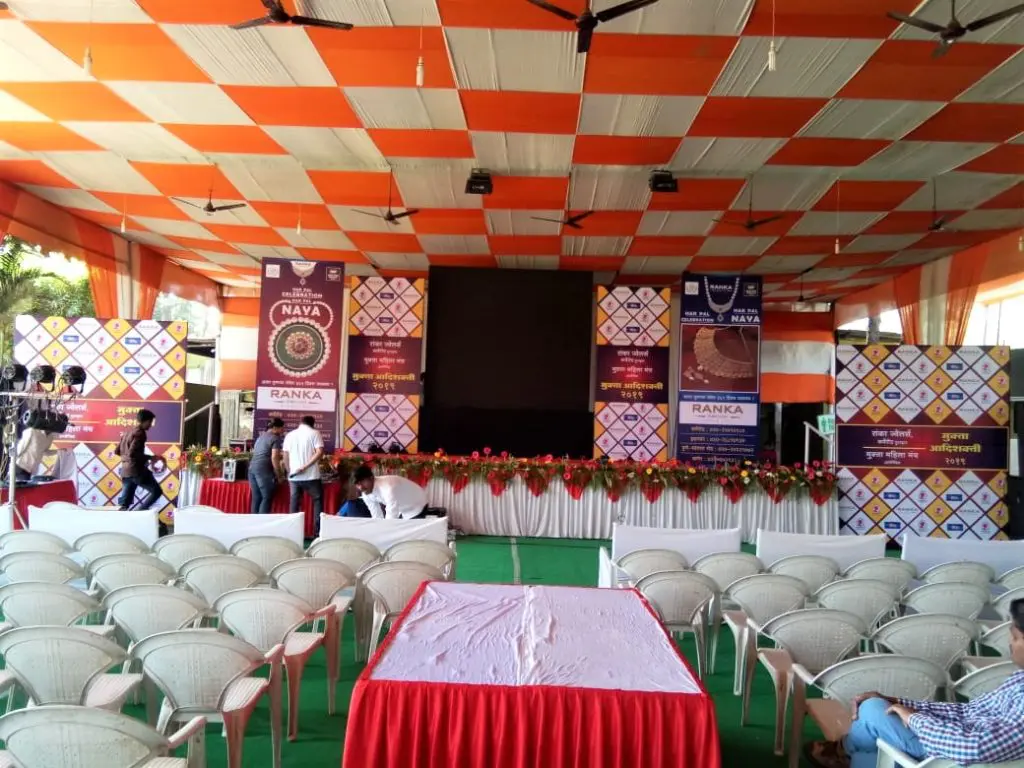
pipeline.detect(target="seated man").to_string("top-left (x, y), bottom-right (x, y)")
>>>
top-left (349, 465), bottom-right (428, 520)
top-left (806, 597), bottom-right (1024, 768)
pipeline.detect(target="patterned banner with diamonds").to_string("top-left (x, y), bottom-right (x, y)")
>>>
top-left (835, 343), bottom-right (1011, 540)
top-left (13, 315), bottom-right (187, 520)
top-left (343, 276), bottom-right (425, 454)
top-left (594, 285), bottom-right (671, 461)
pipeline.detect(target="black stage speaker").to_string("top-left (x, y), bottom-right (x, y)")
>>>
top-left (223, 459), bottom-right (248, 482)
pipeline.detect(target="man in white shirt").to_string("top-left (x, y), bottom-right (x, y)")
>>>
top-left (282, 416), bottom-right (325, 529)
top-left (353, 465), bottom-right (428, 520)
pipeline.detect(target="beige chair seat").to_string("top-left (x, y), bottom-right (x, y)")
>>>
top-left (806, 699), bottom-right (851, 742)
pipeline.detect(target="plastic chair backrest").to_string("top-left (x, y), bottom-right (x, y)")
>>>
top-left (0, 704), bottom-right (171, 768)
top-left (230, 536), bottom-right (305, 575)
top-left (0, 530), bottom-right (71, 556)
top-left (955, 661), bottom-right (1017, 700)
top-left (725, 573), bottom-right (809, 625)
top-left (921, 561), bottom-right (995, 588)
top-left (215, 588), bottom-right (315, 651)
top-left (174, 505), bottom-right (224, 515)
top-left (616, 549), bottom-right (689, 582)
top-left (306, 538), bottom-right (381, 573)
top-left (768, 554), bottom-right (840, 593)
top-left (0, 626), bottom-right (127, 705)
top-left (88, 554), bottom-right (175, 594)
top-left (73, 533), bottom-right (150, 562)
top-left (815, 655), bottom-right (946, 705)
top-left (814, 579), bottom-right (899, 631)
top-left (361, 561), bottom-right (443, 615)
top-left (178, 555), bottom-right (265, 604)
top-left (270, 559), bottom-right (356, 609)
top-left (152, 534), bottom-right (227, 571)
top-left (903, 581), bottom-right (990, 620)
top-left (635, 570), bottom-right (718, 625)
top-left (384, 540), bottom-right (455, 577)
top-left (0, 582), bottom-right (100, 628)
top-left (979, 621), bottom-right (1011, 658)
top-left (759, 608), bottom-right (865, 674)
top-left (0, 552), bottom-right (85, 584)
top-left (871, 613), bottom-right (979, 670)
top-left (132, 629), bottom-right (266, 710)
top-left (692, 552), bottom-right (763, 591)
top-left (992, 587), bottom-right (1024, 620)
top-left (843, 557), bottom-right (918, 590)
top-left (997, 566), bottom-right (1024, 590)
top-left (103, 585), bottom-right (209, 644)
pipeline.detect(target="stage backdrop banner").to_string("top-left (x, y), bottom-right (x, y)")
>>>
top-left (342, 276), bottom-right (425, 454)
top-left (677, 273), bottom-right (762, 463)
top-left (254, 259), bottom-right (345, 451)
top-left (835, 344), bottom-right (1010, 540)
top-left (593, 286), bottom-right (671, 461)
top-left (13, 316), bottom-right (186, 519)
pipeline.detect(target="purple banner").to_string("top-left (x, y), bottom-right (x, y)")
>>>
top-left (595, 346), bottom-right (670, 405)
top-left (837, 425), bottom-right (1008, 471)
top-left (254, 259), bottom-right (345, 451)
top-left (345, 335), bottom-right (421, 395)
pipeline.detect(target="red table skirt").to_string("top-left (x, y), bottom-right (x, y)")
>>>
top-left (1, 480), bottom-right (78, 529)
top-left (197, 478), bottom-right (343, 538)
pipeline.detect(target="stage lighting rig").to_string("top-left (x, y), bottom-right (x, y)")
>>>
top-left (29, 365), bottom-right (56, 385)
top-left (648, 170), bottom-right (678, 193)
top-left (465, 168), bottom-right (493, 195)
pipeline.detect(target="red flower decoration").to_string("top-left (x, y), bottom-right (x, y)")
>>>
top-left (471, 451), bottom-right (480, 459)
top-left (483, 447), bottom-right (492, 456)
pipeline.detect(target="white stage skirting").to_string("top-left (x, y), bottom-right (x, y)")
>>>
top-left (179, 471), bottom-right (837, 541)
top-left (901, 534), bottom-right (1024, 579)
top-left (27, 505), bottom-right (159, 547)
top-left (318, 515), bottom-right (448, 552)
top-left (173, 509), bottom-right (305, 548)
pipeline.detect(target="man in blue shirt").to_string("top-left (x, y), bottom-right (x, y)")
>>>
top-left (249, 418), bottom-right (285, 515)
top-left (806, 598), bottom-right (1024, 768)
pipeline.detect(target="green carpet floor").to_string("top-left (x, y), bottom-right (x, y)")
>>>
top-left (126, 536), bottom-right (822, 766)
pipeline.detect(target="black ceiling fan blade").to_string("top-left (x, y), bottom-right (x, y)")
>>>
top-left (530, 217), bottom-right (569, 225)
top-left (389, 209), bottom-right (420, 221)
top-left (525, 0), bottom-right (579, 22)
top-left (564, 220), bottom-right (584, 230)
top-left (352, 209), bottom-right (387, 220)
top-left (260, 0), bottom-right (283, 9)
top-left (749, 214), bottom-right (785, 228)
top-left (290, 16), bottom-right (354, 30)
top-left (965, 3), bottom-right (1024, 31)
top-left (210, 203), bottom-right (248, 212)
top-left (566, 210), bottom-right (595, 226)
top-left (231, 17), bottom-right (274, 30)
top-left (596, 0), bottom-right (659, 23)
top-left (930, 217), bottom-right (948, 231)
top-left (886, 11), bottom-right (948, 34)
top-left (577, 25), bottom-right (594, 53)
top-left (170, 197), bottom-right (207, 211)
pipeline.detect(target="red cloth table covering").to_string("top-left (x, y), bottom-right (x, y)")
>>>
top-left (1, 480), bottom-right (78, 529)
top-left (197, 478), bottom-right (343, 538)
top-left (342, 582), bottom-right (721, 768)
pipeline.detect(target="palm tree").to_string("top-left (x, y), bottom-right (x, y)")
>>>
top-left (0, 236), bottom-right (61, 357)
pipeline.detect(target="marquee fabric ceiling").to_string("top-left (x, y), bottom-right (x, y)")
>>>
top-left (0, 0), bottom-right (1021, 303)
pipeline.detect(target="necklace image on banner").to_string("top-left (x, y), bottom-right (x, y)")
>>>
top-left (705, 276), bottom-right (739, 322)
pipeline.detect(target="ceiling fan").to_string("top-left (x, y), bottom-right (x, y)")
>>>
top-left (172, 192), bottom-right (247, 215)
top-left (526, 0), bottom-right (660, 53)
top-left (531, 210), bottom-right (595, 230)
top-left (351, 173), bottom-right (419, 225)
top-left (926, 178), bottom-right (961, 233)
top-left (887, 0), bottom-right (1024, 57)
top-left (715, 178), bottom-right (784, 231)
top-left (232, 0), bottom-right (354, 31)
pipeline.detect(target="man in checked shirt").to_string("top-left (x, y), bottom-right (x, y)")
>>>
top-left (806, 598), bottom-right (1024, 768)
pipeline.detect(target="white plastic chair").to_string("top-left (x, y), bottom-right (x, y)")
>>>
top-left (132, 628), bottom-right (283, 768)
top-left (102, 585), bottom-right (210, 650)
top-left (306, 538), bottom-right (380, 573)
top-left (174, 505), bottom-right (224, 515)
top-left (152, 534), bottom-right (227, 571)
top-left (615, 549), bottom-right (688, 584)
top-left (360, 561), bottom-right (443, 659)
top-left (742, 608), bottom-right (865, 756)
top-left (0, 626), bottom-right (141, 712)
top-left (384, 540), bottom-right (456, 580)
top-left (992, 586), bottom-right (1024, 620)
top-left (230, 536), bottom-right (305, 576)
top-left (178, 555), bottom-right (265, 605)
top-left (216, 588), bottom-right (337, 741)
top-left (723, 574), bottom-right (808, 696)
top-left (768, 554), bottom-right (840, 594)
top-left (921, 561), bottom-right (995, 588)
top-left (73, 532), bottom-right (150, 562)
top-left (962, 621), bottom-right (1012, 673)
top-left (0, 530), bottom-right (72, 556)
top-left (875, 663), bottom-right (1024, 768)
top-left (88, 554), bottom-right (176, 595)
top-left (0, 552), bottom-right (87, 587)
top-left (635, 570), bottom-right (718, 679)
top-left (903, 582), bottom-right (990, 620)
top-left (997, 565), bottom-right (1024, 590)
top-left (871, 613), bottom-right (978, 673)
top-left (40, 501), bottom-right (83, 511)
top-left (843, 558), bottom-right (918, 591)
top-left (692, 552), bottom-right (763, 674)
top-left (0, 582), bottom-right (111, 636)
top-left (0, 704), bottom-right (207, 768)
top-left (814, 579), bottom-right (900, 635)
top-left (788, 655), bottom-right (946, 768)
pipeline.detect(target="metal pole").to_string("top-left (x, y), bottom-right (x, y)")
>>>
top-left (206, 405), bottom-right (215, 449)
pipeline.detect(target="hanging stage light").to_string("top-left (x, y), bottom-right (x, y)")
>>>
top-left (59, 366), bottom-right (87, 389)
top-left (30, 365), bottom-right (56, 385)
top-left (1, 364), bottom-right (27, 385)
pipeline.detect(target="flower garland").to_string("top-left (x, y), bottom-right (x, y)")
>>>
top-left (182, 445), bottom-right (837, 506)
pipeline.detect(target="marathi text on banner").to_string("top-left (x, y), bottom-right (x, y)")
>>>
top-left (835, 343), bottom-right (1010, 541)
top-left (342, 276), bottom-right (425, 454)
top-left (254, 259), bottom-right (345, 451)
top-left (593, 286), bottom-right (671, 461)
top-left (677, 273), bottom-right (762, 464)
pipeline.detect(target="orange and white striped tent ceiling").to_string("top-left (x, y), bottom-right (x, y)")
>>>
top-left (0, 0), bottom-right (1021, 301)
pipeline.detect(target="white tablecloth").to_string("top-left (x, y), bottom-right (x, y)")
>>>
top-left (180, 471), bottom-right (837, 541)
top-left (755, 529), bottom-right (886, 571)
top-left (27, 505), bottom-right (159, 547)
top-left (318, 515), bottom-right (447, 552)
top-left (901, 535), bottom-right (1024, 579)
top-left (173, 509), bottom-right (305, 548)
top-left (372, 582), bottom-right (701, 693)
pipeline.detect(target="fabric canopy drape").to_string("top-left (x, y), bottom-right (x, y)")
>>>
top-left (893, 267), bottom-right (922, 345)
top-left (891, 249), bottom-right (989, 346)
top-left (82, 250), bottom-right (120, 318)
top-left (944, 250), bottom-right (986, 345)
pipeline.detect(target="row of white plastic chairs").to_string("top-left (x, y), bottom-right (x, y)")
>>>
top-left (633, 568), bottom-right (1021, 768)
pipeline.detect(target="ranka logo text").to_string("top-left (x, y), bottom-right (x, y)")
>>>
top-left (271, 389), bottom-right (323, 400)
top-left (693, 404), bottom-right (743, 415)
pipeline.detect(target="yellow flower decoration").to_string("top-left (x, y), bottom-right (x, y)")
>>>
top-left (645, 467), bottom-right (653, 475)
top-left (744, 460), bottom-right (751, 466)
top-left (740, 470), bottom-right (749, 478)
top-left (688, 467), bottom-right (696, 475)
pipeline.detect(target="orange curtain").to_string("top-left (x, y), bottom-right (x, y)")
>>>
top-left (135, 245), bottom-right (164, 320)
top-left (893, 267), bottom-right (921, 345)
top-left (944, 250), bottom-right (987, 345)
top-left (81, 250), bottom-right (118, 318)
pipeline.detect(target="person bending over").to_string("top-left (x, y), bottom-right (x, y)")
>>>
top-left (282, 416), bottom-right (324, 525)
top-left (806, 597), bottom-right (1024, 768)
top-left (249, 417), bottom-right (286, 515)
top-left (350, 465), bottom-right (427, 520)
top-left (115, 408), bottom-right (164, 510)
